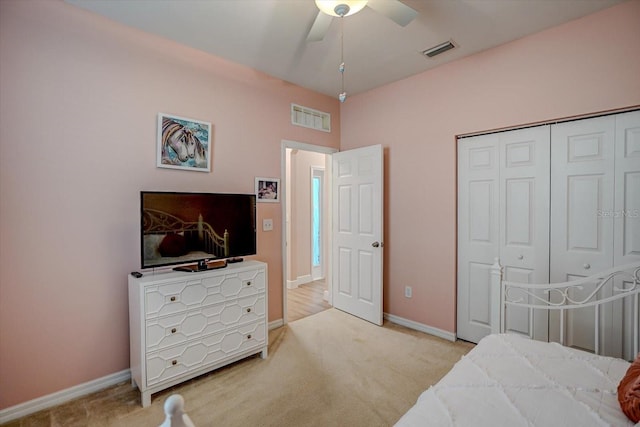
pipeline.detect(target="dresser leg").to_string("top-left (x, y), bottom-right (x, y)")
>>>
top-left (141, 391), bottom-right (152, 408)
top-left (261, 347), bottom-right (268, 359)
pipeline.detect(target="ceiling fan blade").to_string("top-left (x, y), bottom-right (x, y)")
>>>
top-left (367, 0), bottom-right (418, 27)
top-left (307, 11), bottom-right (333, 42)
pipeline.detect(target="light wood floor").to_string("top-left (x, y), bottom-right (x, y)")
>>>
top-left (287, 280), bottom-right (332, 322)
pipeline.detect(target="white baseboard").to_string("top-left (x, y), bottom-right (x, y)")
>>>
top-left (286, 274), bottom-right (312, 289)
top-left (384, 313), bottom-right (456, 342)
top-left (0, 369), bottom-right (131, 424)
top-left (269, 318), bottom-right (284, 330)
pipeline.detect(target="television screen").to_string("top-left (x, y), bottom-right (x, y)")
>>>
top-left (140, 191), bottom-right (256, 269)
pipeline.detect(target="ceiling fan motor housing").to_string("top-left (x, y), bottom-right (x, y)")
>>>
top-left (315, 1), bottom-right (368, 18)
top-left (334, 4), bottom-right (350, 17)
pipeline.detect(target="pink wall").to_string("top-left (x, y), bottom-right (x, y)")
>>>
top-left (0, 0), bottom-right (339, 408)
top-left (341, 0), bottom-right (640, 334)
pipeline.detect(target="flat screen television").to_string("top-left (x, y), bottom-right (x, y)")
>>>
top-left (140, 191), bottom-right (256, 270)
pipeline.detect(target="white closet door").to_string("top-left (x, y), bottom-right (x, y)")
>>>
top-left (499, 126), bottom-right (550, 340)
top-left (615, 110), bottom-right (640, 265)
top-left (457, 127), bottom-right (550, 343)
top-left (550, 115), bottom-right (616, 354)
top-left (614, 110), bottom-right (640, 360)
top-left (457, 134), bottom-right (500, 342)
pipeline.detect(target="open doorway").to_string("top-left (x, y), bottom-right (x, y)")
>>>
top-left (282, 141), bottom-right (337, 323)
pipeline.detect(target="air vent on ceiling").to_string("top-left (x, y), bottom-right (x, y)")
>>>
top-left (422, 40), bottom-right (456, 58)
top-left (291, 104), bottom-right (331, 133)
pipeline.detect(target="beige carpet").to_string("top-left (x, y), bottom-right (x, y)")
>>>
top-left (8, 309), bottom-right (473, 426)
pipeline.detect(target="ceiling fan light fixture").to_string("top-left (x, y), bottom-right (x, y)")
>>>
top-left (315, 0), bottom-right (368, 17)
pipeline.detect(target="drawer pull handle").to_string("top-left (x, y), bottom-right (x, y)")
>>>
top-left (171, 328), bottom-right (177, 334)
top-left (246, 281), bottom-right (252, 286)
top-left (171, 360), bottom-right (177, 366)
top-left (170, 296), bottom-right (176, 302)
top-left (247, 334), bottom-right (252, 340)
top-left (246, 308), bottom-right (252, 313)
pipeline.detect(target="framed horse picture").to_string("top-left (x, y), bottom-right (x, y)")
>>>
top-left (157, 113), bottom-right (211, 172)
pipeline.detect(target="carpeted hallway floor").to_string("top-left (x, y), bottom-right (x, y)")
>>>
top-left (5, 309), bottom-right (474, 427)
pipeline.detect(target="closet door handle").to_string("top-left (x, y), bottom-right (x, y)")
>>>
top-left (583, 263), bottom-right (591, 270)
top-left (517, 255), bottom-right (524, 260)
top-left (372, 241), bottom-right (380, 248)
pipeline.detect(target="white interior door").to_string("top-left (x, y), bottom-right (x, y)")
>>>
top-left (550, 115), bottom-right (616, 354)
top-left (332, 145), bottom-right (383, 325)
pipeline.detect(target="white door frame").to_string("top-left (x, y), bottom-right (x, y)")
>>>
top-left (281, 140), bottom-right (338, 325)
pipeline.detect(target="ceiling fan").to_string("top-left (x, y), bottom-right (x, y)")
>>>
top-left (307, 0), bottom-right (418, 42)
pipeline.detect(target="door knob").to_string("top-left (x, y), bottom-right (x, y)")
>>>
top-left (372, 241), bottom-right (380, 248)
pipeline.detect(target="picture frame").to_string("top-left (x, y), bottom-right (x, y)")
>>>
top-left (157, 112), bottom-right (211, 172)
top-left (255, 177), bottom-right (280, 203)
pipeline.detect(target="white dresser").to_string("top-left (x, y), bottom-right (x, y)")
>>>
top-left (128, 260), bottom-right (268, 407)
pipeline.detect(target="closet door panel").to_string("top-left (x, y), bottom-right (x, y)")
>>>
top-left (615, 110), bottom-right (640, 264)
top-left (550, 115), bottom-right (615, 353)
top-left (614, 110), bottom-right (640, 360)
top-left (567, 175), bottom-right (604, 250)
top-left (457, 134), bottom-right (500, 342)
top-left (619, 172), bottom-right (640, 257)
top-left (502, 266), bottom-right (535, 336)
top-left (551, 116), bottom-right (615, 275)
top-left (499, 126), bottom-right (550, 340)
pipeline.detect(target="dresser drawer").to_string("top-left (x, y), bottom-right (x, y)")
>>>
top-left (145, 279), bottom-right (214, 318)
top-left (145, 294), bottom-right (266, 351)
top-left (144, 270), bottom-right (266, 319)
top-left (146, 321), bottom-right (266, 387)
top-left (218, 269), bottom-right (266, 300)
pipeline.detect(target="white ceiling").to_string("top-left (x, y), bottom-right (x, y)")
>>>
top-left (64, 0), bottom-right (626, 99)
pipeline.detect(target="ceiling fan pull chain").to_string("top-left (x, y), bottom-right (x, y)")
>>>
top-left (339, 14), bottom-right (347, 103)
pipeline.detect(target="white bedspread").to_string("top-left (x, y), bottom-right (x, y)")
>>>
top-left (395, 334), bottom-right (635, 426)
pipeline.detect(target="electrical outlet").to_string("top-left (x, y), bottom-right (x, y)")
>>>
top-left (262, 218), bottom-right (273, 231)
top-left (404, 286), bottom-right (412, 298)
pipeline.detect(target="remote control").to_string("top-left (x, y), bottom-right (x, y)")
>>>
top-left (131, 271), bottom-right (143, 278)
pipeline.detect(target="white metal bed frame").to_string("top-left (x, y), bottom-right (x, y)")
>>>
top-left (490, 259), bottom-right (640, 358)
top-left (143, 208), bottom-right (230, 258)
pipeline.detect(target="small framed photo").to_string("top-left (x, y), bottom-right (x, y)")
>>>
top-left (255, 177), bottom-right (280, 203)
top-left (157, 113), bottom-right (211, 172)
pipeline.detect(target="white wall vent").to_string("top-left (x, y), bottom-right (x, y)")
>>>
top-left (291, 104), bottom-right (331, 132)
